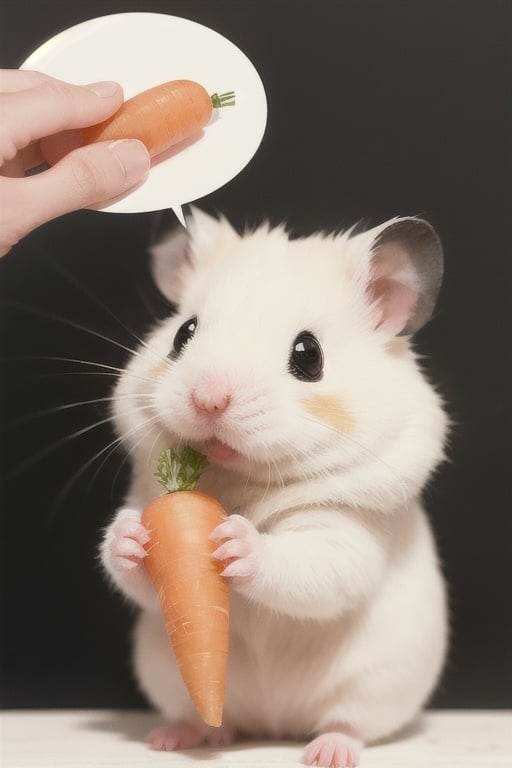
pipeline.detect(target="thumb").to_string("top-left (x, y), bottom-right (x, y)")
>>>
top-left (2, 139), bottom-right (150, 251)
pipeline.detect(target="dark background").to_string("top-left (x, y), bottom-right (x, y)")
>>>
top-left (1, 1), bottom-right (510, 710)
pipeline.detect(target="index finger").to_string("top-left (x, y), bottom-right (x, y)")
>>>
top-left (0, 69), bottom-right (52, 92)
top-left (0, 76), bottom-right (124, 157)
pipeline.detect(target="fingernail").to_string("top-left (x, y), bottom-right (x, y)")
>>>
top-left (86, 81), bottom-right (121, 98)
top-left (108, 139), bottom-right (151, 185)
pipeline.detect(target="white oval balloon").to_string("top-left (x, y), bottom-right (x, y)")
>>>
top-left (20, 12), bottom-right (267, 225)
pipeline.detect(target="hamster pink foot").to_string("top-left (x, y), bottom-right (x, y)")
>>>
top-left (145, 721), bottom-right (237, 751)
top-left (304, 732), bottom-right (361, 768)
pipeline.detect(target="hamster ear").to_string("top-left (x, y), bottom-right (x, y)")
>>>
top-left (149, 206), bottom-right (222, 304)
top-left (358, 218), bottom-right (444, 336)
top-left (186, 206), bottom-right (224, 257)
top-left (149, 223), bottom-right (190, 305)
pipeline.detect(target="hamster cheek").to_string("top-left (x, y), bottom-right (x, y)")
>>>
top-left (301, 394), bottom-right (355, 435)
top-left (147, 358), bottom-right (169, 381)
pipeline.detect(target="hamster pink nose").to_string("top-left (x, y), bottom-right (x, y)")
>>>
top-left (191, 388), bottom-right (232, 416)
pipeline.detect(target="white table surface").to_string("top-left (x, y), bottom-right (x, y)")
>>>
top-left (2, 709), bottom-right (511, 767)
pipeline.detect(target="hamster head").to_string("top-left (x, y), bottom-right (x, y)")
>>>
top-left (114, 208), bottom-right (447, 508)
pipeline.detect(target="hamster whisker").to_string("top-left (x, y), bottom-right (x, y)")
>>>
top-left (85, 414), bottom-right (162, 503)
top-left (259, 458), bottom-right (274, 507)
top-left (299, 414), bottom-right (411, 509)
top-left (240, 454), bottom-right (255, 506)
top-left (263, 431), bottom-right (315, 475)
top-left (268, 455), bottom-right (286, 492)
top-left (109, 422), bottom-right (164, 506)
top-left (5, 354), bottom-right (160, 386)
top-left (107, 419), bottom-right (163, 508)
top-left (4, 392), bottom-right (154, 430)
top-left (43, 256), bottom-right (169, 365)
top-left (7, 299), bottom-right (153, 368)
top-left (241, 430), bottom-right (288, 502)
top-left (35, 369), bottom-right (159, 388)
top-left (52, 412), bottom-right (162, 514)
top-left (144, 426), bottom-right (166, 473)
top-left (9, 403), bottom-right (156, 480)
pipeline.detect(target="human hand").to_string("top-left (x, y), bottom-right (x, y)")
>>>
top-left (0, 69), bottom-right (151, 257)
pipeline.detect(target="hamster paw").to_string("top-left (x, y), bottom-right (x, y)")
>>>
top-left (145, 721), bottom-right (204, 751)
top-left (103, 508), bottom-right (150, 581)
top-left (304, 732), bottom-right (361, 768)
top-left (206, 723), bottom-right (238, 747)
top-left (145, 721), bottom-right (237, 751)
top-left (210, 513), bottom-right (263, 586)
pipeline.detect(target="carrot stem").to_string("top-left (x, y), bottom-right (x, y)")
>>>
top-left (154, 447), bottom-right (208, 493)
top-left (211, 91), bottom-right (236, 108)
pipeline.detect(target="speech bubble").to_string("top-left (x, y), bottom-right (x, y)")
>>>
top-left (20, 12), bottom-right (267, 224)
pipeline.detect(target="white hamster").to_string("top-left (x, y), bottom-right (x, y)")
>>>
top-left (100, 208), bottom-right (448, 768)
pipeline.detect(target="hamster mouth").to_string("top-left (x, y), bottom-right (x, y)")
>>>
top-left (203, 437), bottom-right (237, 461)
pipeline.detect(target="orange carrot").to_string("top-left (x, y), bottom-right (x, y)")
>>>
top-left (141, 447), bottom-right (229, 727)
top-left (81, 80), bottom-right (235, 159)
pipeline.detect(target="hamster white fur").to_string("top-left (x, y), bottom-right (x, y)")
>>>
top-left (101, 208), bottom-right (448, 767)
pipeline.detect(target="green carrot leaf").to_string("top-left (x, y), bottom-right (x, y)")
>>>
top-left (154, 446), bottom-right (208, 493)
top-left (211, 91), bottom-right (236, 108)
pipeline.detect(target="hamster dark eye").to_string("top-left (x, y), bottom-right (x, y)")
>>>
top-left (289, 331), bottom-right (324, 382)
top-left (170, 316), bottom-right (198, 358)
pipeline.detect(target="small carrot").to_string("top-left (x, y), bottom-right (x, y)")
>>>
top-left (142, 447), bottom-right (229, 727)
top-left (81, 80), bottom-right (235, 159)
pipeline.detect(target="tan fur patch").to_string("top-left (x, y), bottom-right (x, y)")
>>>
top-left (301, 394), bottom-right (355, 434)
top-left (148, 359), bottom-right (168, 380)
